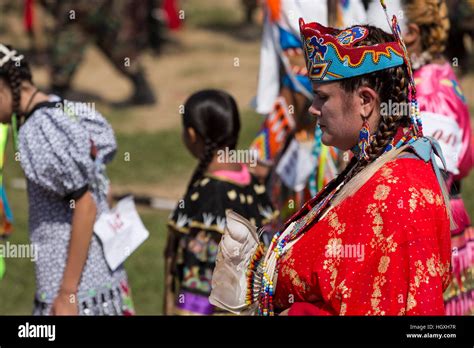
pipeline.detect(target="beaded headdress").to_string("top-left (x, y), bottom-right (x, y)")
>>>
top-left (299, 19), bottom-right (405, 82)
top-left (300, 0), bottom-right (423, 140)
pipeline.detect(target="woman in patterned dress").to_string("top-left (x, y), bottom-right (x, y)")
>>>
top-left (269, 17), bottom-right (453, 315)
top-left (211, 10), bottom-right (454, 315)
top-left (0, 44), bottom-right (134, 315)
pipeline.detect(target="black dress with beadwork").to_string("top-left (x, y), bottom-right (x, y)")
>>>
top-left (166, 170), bottom-right (277, 315)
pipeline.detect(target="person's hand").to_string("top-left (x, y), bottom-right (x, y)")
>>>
top-left (51, 290), bottom-right (78, 315)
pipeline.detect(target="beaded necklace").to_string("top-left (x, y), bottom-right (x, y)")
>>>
top-left (246, 174), bottom-right (343, 316)
top-left (247, 124), bottom-right (419, 316)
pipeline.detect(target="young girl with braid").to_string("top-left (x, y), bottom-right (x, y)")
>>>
top-left (211, 4), bottom-right (454, 315)
top-left (0, 44), bottom-right (134, 315)
top-left (165, 90), bottom-right (276, 315)
top-left (370, 0), bottom-right (474, 316)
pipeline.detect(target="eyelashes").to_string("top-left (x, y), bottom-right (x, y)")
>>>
top-left (314, 94), bottom-right (328, 102)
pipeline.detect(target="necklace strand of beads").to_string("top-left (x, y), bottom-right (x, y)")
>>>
top-left (256, 187), bottom-right (339, 316)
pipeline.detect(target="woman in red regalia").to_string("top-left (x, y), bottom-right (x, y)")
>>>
top-left (210, 1), bottom-right (453, 316)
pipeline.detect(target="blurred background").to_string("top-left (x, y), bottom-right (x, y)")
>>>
top-left (0, 0), bottom-right (472, 314)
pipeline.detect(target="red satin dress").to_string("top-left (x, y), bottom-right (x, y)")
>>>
top-left (273, 157), bottom-right (452, 315)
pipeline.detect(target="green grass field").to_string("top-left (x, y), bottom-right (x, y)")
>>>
top-left (0, 108), bottom-right (264, 314)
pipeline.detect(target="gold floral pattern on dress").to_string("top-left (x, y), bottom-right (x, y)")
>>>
top-left (420, 188), bottom-right (435, 204)
top-left (407, 260), bottom-right (429, 311)
top-left (378, 255), bottom-right (390, 273)
top-left (378, 162), bottom-right (400, 184)
top-left (326, 237), bottom-right (343, 255)
top-left (426, 255), bottom-right (437, 277)
top-left (367, 275), bottom-right (387, 315)
top-left (365, 169), bottom-right (399, 315)
top-left (406, 253), bottom-right (450, 312)
top-left (406, 292), bottom-right (417, 311)
top-left (279, 248), bottom-right (294, 277)
top-left (323, 211), bottom-right (346, 297)
top-left (408, 187), bottom-right (424, 212)
top-left (366, 204), bottom-right (397, 254)
top-left (335, 280), bottom-right (352, 316)
top-left (280, 248), bottom-right (311, 296)
top-left (427, 253), bottom-right (450, 280)
top-left (408, 187), bottom-right (443, 213)
top-left (327, 211), bottom-right (346, 235)
top-left (373, 184), bottom-right (391, 201)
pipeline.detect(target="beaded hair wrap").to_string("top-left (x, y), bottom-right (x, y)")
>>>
top-left (379, 0), bottom-right (423, 139)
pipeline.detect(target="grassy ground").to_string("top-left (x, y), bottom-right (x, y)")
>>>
top-left (0, 108), bottom-right (263, 315)
top-left (0, 0), bottom-right (473, 315)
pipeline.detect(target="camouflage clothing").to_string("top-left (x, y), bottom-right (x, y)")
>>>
top-left (41, 0), bottom-right (159, 90)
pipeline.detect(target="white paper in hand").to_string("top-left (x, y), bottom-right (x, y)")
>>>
top-left (94, 196), bottom-right (149, 271)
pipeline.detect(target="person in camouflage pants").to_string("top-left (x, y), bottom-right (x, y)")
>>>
top-left (41, 0), bottom-right (161, 105)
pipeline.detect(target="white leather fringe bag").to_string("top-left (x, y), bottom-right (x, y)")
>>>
top-left (209, 210), bottom-right (261, 315)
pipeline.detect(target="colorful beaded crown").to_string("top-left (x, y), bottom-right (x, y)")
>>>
top-left (299, 18), bottom-right (405, 82)
top-left (300, 0), bottom-right (423, 138)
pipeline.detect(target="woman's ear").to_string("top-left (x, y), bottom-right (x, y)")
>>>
top-left (186, 127), bottom-right (197, 144)
top-left (357, 86), bottom-right (378, 118)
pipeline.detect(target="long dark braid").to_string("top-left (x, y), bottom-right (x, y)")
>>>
top-left (183, 89), bottom-right (240, 190)
top-left (188, 139), bottom-right (219, 189)
top-left (314, 26), bottom-right (410, 203)
top-left (343, 65), bottom-right (409, 182)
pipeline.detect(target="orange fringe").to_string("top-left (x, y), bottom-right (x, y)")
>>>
top-left (266, 0), bottom-right (281, 22)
